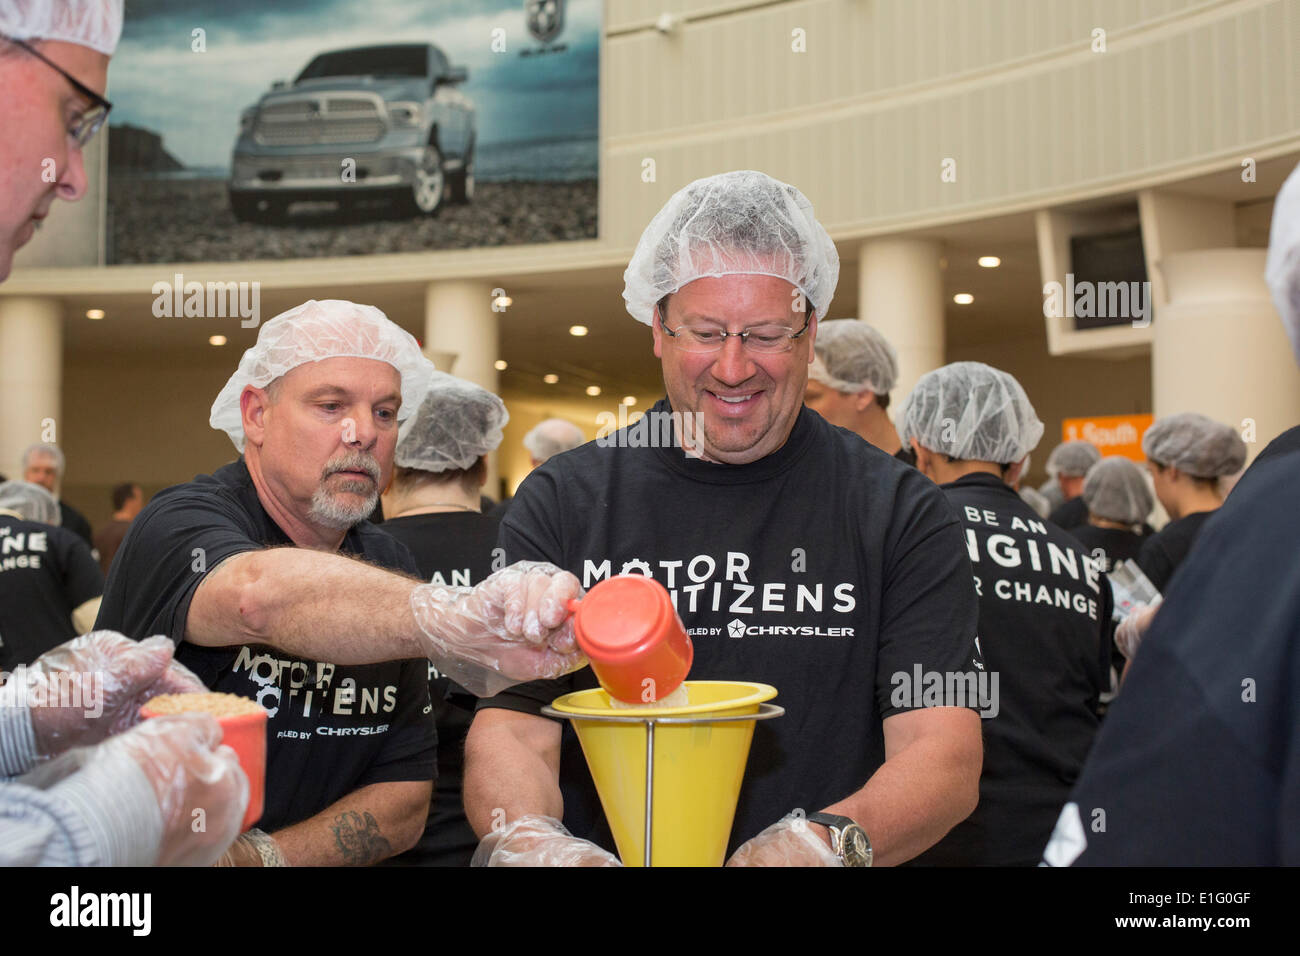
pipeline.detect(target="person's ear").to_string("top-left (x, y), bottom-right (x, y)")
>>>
top-left (241, 386), bottom-right (270, 449)
top-left (910, 439), bottom-right (937, 483)
top-left (651, 311), bottom-right (665, 359)
top-left (853, 390), bottom-right (876, 413)
top-left (805, 312), bottom-right (818, 362)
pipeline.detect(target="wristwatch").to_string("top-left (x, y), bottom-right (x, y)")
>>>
top-left (806, 812), bottom-right (872, 867)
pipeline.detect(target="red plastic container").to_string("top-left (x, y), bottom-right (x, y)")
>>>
top-left (140, 699), bottom-right (266, 832)
top-left (568, 575), bottom-right (693, 704)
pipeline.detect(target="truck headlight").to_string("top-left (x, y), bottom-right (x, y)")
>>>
top-left (388, 101), bottom-right (423, 127)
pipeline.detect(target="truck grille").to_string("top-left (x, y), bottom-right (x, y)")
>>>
top-left (253, 96), bottom-right (386, 146)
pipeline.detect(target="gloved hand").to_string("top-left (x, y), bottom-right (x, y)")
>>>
top-left (726, 813), bottom-right (843, 867)
top-left (471, 814), bottom-right (621, 867)
top-left (1115, 600), bottom-right (1162, 660)
top-left (24, 713), bottom-right (248, 866)
top-left (0, 631), bottom-right (207, 758)
top-left (213, 828), bottom-right (288, 867)
top-left (410, 561), bottom-right (587, 697)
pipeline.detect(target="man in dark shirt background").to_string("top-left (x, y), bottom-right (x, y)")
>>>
top-left (379, 371), bottom-right (509, 866)
top-left (1043, 440), bottom-right (1102, 532)
top-left (803, 318), bottom-right (916, 466)
top-left (21, 443), bottom-right (93, 548)
top-left (900, 362), bottom-right (1113, 865)
top-left (93, 481), bottom-right (143, 576)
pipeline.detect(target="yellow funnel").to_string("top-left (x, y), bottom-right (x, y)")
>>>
top-left (548, 680), bottom-right (778, 867)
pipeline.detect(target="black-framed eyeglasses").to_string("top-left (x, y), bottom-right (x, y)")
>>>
top-left (4, 35), bottom-right (112, 146)
top-left (658, 305), bottom-right (813, 354)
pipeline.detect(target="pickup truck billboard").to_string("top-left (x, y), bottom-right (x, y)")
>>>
top-left (106, 0), bottom-right (599, 264)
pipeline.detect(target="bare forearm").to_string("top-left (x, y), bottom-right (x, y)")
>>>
top-left (822, 721), bottom-right (981, 866)
top-left (189, 548), bottom-right (426, 664)
top-left (464, 711), bottom-right (563, 836)
top-left (270, 780), bottom-right (431, 866)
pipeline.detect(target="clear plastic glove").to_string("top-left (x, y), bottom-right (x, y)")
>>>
top-left (471, 814), bottom-right (622, 867)
top-left (726, 814), bottom-right (843, 867)
top-left (213, 828), bottom-right (288, 867)
top-left (0, 631), bottom-right (207, 758)
top-left (410, 561), bottom-right (587, 697)
top-left (22, 713), bottom-right (248, 866)
top-left (1115, 600), bottom-right (1162, 660)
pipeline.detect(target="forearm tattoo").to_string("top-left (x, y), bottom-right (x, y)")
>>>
top-left (330, 810), bottom-right (393, 865)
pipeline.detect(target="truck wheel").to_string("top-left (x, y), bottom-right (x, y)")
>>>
top-left (448, 145), bottom-right (475, 204)
top-left (401, 143), bottom-right (445, 217)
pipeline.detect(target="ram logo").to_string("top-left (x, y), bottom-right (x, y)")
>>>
top-left (525, 0), bottom-right (565, 44)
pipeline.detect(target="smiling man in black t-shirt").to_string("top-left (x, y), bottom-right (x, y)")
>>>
top-left (466, 171), bottom-right (983, 868)
top-left (96, 300), bottom-right (584, 867)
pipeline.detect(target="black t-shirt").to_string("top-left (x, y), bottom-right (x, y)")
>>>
top-left (1229, 424), bottom-right (1300, 501)
top-left (910, 474), bottom-right (1112, 866)
top-left (1046, 449), bottom-right (1300, 865)
top-left (379, 510), bottom-right (501, 866)
top-left (94, 460), bottom-right (437, 833)
top-left (0, 518), bottom-right (104, 669)
top-left (1065, 524), bottom-right (1146, 575)
top-left (893, 445), bottom-right (917, 468)
top-left (1136, 510), bottom-right (1214, 593)
top-left (477, 399), bottom-right (980, 858)
top-left (58, 501), bottom-right (94, 548)
top-left (1048, 496), bottom-right (1088, 531)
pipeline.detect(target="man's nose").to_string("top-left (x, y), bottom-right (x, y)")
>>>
top-left (710, 334), bottom-right (757, 384)
top-left (341, 412), bottom-right (379, 449)
top-left (56, 145), bottom-right (89, 202)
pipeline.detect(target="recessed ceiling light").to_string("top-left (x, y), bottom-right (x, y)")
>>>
top-left (953, 293), bottom-right (974, 305)
top-left (209, 334), bottom-right (227, 346)
top-left (569, 325), bottom-right (588, 337)
top-left (86, 309), bottom-right (104, 320)
top-left (621, 395), bottom-right (636, 406)
top-left (586, 385), bottom-right (601, 396)
top-left (493, 359), bottom-right (508, 371)
top-left (543, 373), bottom-right (559, 384)
top-left (978, 256), bottom-right (1001, 268)
top-left (493, 295), bottom-right (512, 310)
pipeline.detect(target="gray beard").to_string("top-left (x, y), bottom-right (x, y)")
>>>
top-left (308, 477), bottom-right (377, 530)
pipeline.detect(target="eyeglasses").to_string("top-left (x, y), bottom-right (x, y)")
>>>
top-left (4, 35), bottom-right (112, 146)
top-left (658, 307), bottom-right (813, 354)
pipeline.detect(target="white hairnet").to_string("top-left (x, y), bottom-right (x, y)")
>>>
top-left (1142, 412), bottom-right (1246, 478)
top-left (523, 418), bottom-right (586, 464)
top-left (1082, 457), bottom-right (1154, 525)
top-left (0, 480), bottom-right (60, 525)
top-left (623, 170), bottom-right (840, 326)
top-left (0, 0), bottom-right (123, 55)
top-left (808, 319), bottom-right (898, 395)
top-left (1046, 440), bottom-right (1102, 478)
top-left (899, 362), bottom-right (1044, 464)
top-left (394, 372), bottom-right (508, 473)
top-left (210, 300), bottom-right (436, 453)
top-left (1266, 161), bottom-right (1300, 367)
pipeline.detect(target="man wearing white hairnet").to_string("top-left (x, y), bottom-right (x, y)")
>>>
top-left (898, 362), bottom-right (1112, 865)
top-left (1045, 161), bottom-right (1300, 865)
top-left (467, 170), bottom-right (982, 867)
top-left (1043, 440), bottom-right (1103, 531)
top-left (0, 481), bottom-right (104, 667)
top-left (0, 0), bottom-right (251, 868)
top-left (803, 319), bottom-right (915, 465)
top-left (97, 300), bottom-right (583, 866)
top-left (378, 372), bottom-right (510, 866)
top-left (1135, 412), bottom-right (1245, 593)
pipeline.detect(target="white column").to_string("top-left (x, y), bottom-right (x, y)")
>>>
top-left (857, 238), bottom-right (945, 403)
top-left (423, 280), bottom-right (502, 495)
top-left (1154, 249), bottom-right (1300, 466)
top-left (0, 297), bottom-right (63, 477)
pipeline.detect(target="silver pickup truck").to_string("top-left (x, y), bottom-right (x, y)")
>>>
top-left (229, 43), bottom-right (475, 222)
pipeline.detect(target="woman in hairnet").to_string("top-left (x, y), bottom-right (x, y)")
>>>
top-left (1136, 413), bottom-right (1246, 592)
top-left (1067, 457), bottom-right (1154, 574)
top-left (378, 371), bottom-right (509, 867)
